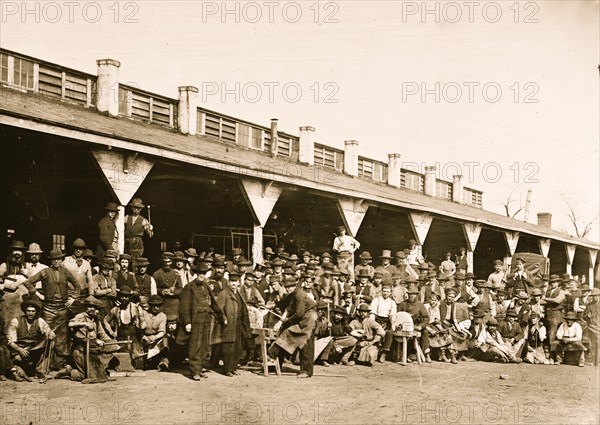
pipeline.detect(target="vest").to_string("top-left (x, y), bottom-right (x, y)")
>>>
top-left (17, 316), bottom-right (41, 346)
top-left (42, 267), bottom-right (70, 301)
top-left (136, 274), bottom-right (153, 296)
top-left (116, 271), bottom-right (135, 290)
top-left (125, 215), bottom-right (145, 238)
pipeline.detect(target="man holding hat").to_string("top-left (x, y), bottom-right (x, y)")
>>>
top-left (7, 297), bottom-right (55, 380)
top-left (269, 276), bottom-right (317, 378)
top-left (142, 295), bottom-right (170, 371)
top-left (24, 243), bottom-right (47, 278)
top-left (63, 238), bottom-right (94, 301)
top-left (124, 198), bottom-right (153, 264)
top-left (97, 202), bottom-right (119, 259)
top-left (177, 263), bottom-right (224, 380)
top-left (332, 226), bottom-right (360, 282)
top-left (22, 248), bottom-right (78, 369)
top-left (66, 296), bottom-right (116, 383)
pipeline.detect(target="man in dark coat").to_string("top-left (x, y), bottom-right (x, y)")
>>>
top-left (97, 202), bottom-right (119, 259)
top-left (212, 274), bottom-right (251, 376)
top-left (177, 263), bottom-right (224, 380)
top-left (268, 276), bottom-right (317, 378)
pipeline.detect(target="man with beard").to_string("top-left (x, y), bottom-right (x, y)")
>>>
top-left (7, 297), bottom-right (55, 380)
top-left (210, 257), bottom-right (227, 294)
top-left (97, 202), bottom-right (119, 259)
top-left (226, 248), bottom-right (247, 275)
top-left (212, 272), bottom-right (251, 377)
top-left (319, 305), bottom-right (357, 365)
top-left (348, 303), bottom-right (385, 366)
top-left (438, 287), bottom-right (472, 362)
top-left (64, 296), bottom-right (117, 383)
top-left (177, 263), bottom-right (224, 380)
top-left (393, 252), bottom-right (419, 282)
top-left (22, 249), bottom-right (77, 369)
top-left (398, 285), bottom-right (430, 362)
top-left (124, 198), bottom-right (153, 264)
top-left (103, 285), bottom-right (147, 369)
top-left (133, 257), bottom-right (156, 310)
top-left (268, 276), bottom-right (317, 378)
top-left (375, 250), bottom-right (395, 286)
top-left (89, 257), bottom-right (117, 319)
top-left (63, 239), bottom-right (94, 300)
top-left (114, 254), bottom-right (136, 291)
top-left (153, 252), bottom-right (183, 327)
top-left (141, 295), bottom-right (170, 371)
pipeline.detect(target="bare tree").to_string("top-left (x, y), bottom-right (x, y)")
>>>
top-left (501, 187), bottom-right (525, 219)
top-left (563, 198), bottom-right (598, 239)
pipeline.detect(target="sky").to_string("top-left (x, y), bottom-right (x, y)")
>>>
top-left (1, 0), bottom-right (598, 241)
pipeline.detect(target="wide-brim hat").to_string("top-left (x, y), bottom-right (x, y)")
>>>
top-left (283, 277), bottom-right (297, 287)
top-left (408, 239), bottom-right (417, 245)
top-left (129, 198), bottom-right (145, 208)
top-left (590, 288), bottom-right (600, 296)
top-left (184, 248), bottom-right (199, 257)
top-left (213, 258), bottom-right (225, 266)
top-left (135, 257), bottom-right (150, 267)
top-left (357, 269), bottom-right (371, 279)
top-left (580, 285), bottom-right (591, 292)
top-left (98, 258), bottom-right (115, 269)
top-left (231, 248), bottom-right (243, 256)
top-left (564, 311), bottom-right (578, 320)
top-left (455, 271), bottom-right (466, 280)
top-left (83, 296), bottom-right (104, 308)
top-left (427, 271), bottom-right (437, 278)
top-left (541, 274), bottom-right (550, 280)
top-left (47, 248), bottom-right (66, 260)
top-left (380, 250), bottom-right (392, 259)
top-left (264, 247), bottom-right (275, 255)
top-left (357, 303), bottom-right (371, 312)
top-left (148, 295), bottom-right (164, 306)
top-left (487, 318), bottom-right (498, 326)
top-left (82, 249), bottom-right (96, 259)
top-left (21, 297), bottom-right (43, 312)
top-left (407, 285), bottom-right (420, 294)
top-left (117, 285), bottom-right (133, 296)
top-left (506, 309), bottom-right (518, 317)
top-left (71, 238), bottom-right (87, 249)
top-left (465, 273), bottom-right (476, 279)
top-left (531, 288), bottom-right (543, 296)
top-left (472, 309), bottom-right (486, 318)
top-left (359, 251), bottom-right (372, 260)
top-left (517, 292), bottom-right (529, 300)
top-left (316, 300), bottom-right (328, 310)
top-left (26, 243), bottom-right (43, 254)
top-left (321, 252), bottom-right (333, 259)
top-left (8, 240), bottom-right (26, 251)
top-left (395, 251), bottom-right (406, 259)
top-left (418, 263), bottom-right (430, 271)
top-left (271, 259), bottom-right (285, 267)
top-left (549, 274), bottom-right (561, 283)
top-left (193, 263), bottom-right (211, 274)
top-left (173, 251), bottom-right (187, 262)
top-left (104, 202), bottom-right (120, 212)
top-left (437, 275), bottom-right (448, 282)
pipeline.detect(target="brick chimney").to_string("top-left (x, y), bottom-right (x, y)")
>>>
top-left (423, 166), bottom-right (437, 197)
top-left (298, 126), bottom-right (315, 165)
top-left (387, 154), bottom-right (401, 188)
top-left (344, 140), bottom-right (359, 177)
top-left (537, 213), bottom-right (552, 229)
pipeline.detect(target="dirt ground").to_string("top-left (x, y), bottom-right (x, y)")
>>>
top-left (1, 360), bottom-right (598, 425)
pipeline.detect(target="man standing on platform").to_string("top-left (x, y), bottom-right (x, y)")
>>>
top-left (124, 198), bottom-right (153, 264)
top-left (97, 202), bottom-right (119, 259)
top-left (332, 226), bottom-right (360, 282)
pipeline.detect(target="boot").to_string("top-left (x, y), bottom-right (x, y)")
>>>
top-left (425, 352), bottom-right (432, 363)
top-left (378, 351), bottom-right (387, 363)
top-left (54, 365), bottom-right (73, 379)
top-left (9, 368), bottom-right (23, 382)
top-left (439, 349), bottom-right (450, 363)
top-left (450, 352), bottom-right (458, 364)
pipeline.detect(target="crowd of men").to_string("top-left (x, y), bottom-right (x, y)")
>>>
top-left (0, 206), bottom-right (598, 383)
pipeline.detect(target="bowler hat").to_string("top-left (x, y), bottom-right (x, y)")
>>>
top-left (272, 259), bottom-right (285, 267)
top-left (359, 251), bottom-right (372, 260)
top-left (98, 258), bottom-right (115, 269)
top-left (72, 238), bottom-right (87, 249)
top-left (193, 263), bottom-right (210, 273)
top-left (541, 274), bottom-right (550, 281)
top-left (487, 318), bottom-right (498, 326)
top-left (117, 285), bottom-right (133, 296)
top-left (427, 271), bottom-right (437, 278)
top-left (380, 250), bottom-right (392, 259)
top-left (357, 269), bottom-right (371, 279)
top-left (47, 248), bottom-right (66, 260)
top-left (104, 202), bottom-right (119, 212)
top-left (228, 272), bottom-right (241, 281)
top-left (231, 248), bottom-right (243, 256)
top-left (83, 296), bottom-right (104, 308)
top-left (135, 257), bottom-right (150, 267)
top-left (302, 251), bottom-right (311, 257)
top-left (9, 240), bottom-right (26, 250)
top-left (26, 243), bottom-right (43, 254)
top-left (129, 198), bottom-right (145, 208)
top-left (531, 288), bottom-right (543, 297)
top-left (21, 297), bottom-right (43, 312)
top-left (148, 295), bottom-right (164, 306)
top-left (289, 254), bottom-right (299, 261)
top-left (580, 285), bottom-right (591, 292)
top-left (472, 308), bottom-right (486, 318)
top-left (213, 257), bottom-right (225, 267)
top-left (357, 303), bottom-right (371, 312)
top-left (474, 280), bottom-right (486, 287)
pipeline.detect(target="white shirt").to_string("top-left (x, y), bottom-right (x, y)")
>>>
top-left (370, 297), bottom-right (397, 318)
top-left (332, 235), bottom-right (360, 253)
